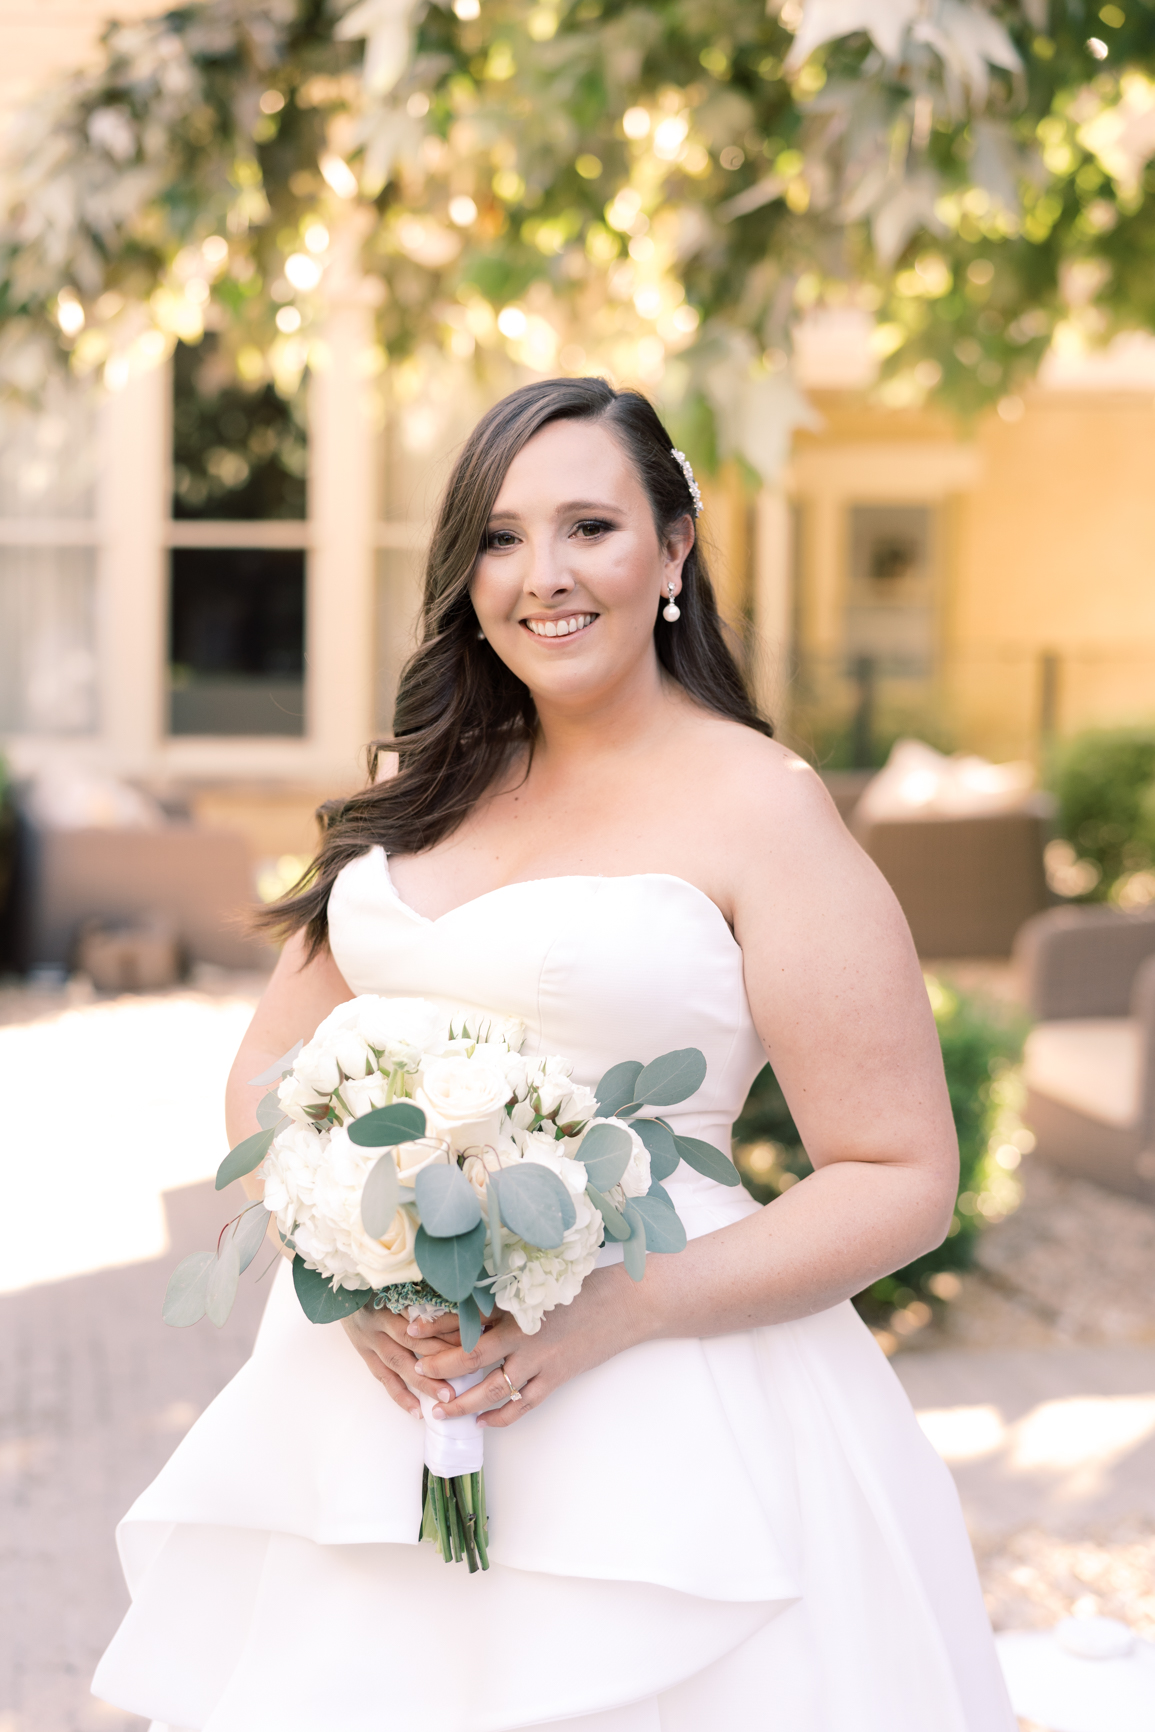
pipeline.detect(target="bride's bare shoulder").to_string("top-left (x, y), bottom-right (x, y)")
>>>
top-left (683, 715), bottom-right (845, 844)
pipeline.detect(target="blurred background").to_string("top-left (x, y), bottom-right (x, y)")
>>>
top-left (1, 0), bottom-right (1155, 1728)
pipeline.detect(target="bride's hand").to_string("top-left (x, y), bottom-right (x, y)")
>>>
top-left (410, 1268), bottom-right (640, 1429)
top-left (341, 1305), bottom-right (498, 1416)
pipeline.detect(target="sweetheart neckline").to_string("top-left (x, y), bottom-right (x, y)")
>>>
top-left (372, 848), bottom-right (740, 951)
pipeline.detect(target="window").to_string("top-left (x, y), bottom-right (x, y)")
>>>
top-left (167, 336), bottom-right (308, 737)
top-left (0, 384), bottom-right (100, 735)
top-left (845, 504), bottom-right (937, 678)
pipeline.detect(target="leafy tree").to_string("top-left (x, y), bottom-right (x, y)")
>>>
top-left (2, 0), bottom-right (1155, 473)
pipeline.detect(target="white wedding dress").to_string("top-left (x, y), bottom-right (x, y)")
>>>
top-left (93, 850), bottom-right (1016, 1732)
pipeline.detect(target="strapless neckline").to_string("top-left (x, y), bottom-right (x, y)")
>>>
top-left (377, 850), bottom-right (739, 951)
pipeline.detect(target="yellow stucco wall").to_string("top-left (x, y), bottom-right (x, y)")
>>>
top-left (789, 391), bottom-right (1155, 762)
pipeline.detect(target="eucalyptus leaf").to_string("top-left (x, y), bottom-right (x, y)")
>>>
top-left (361, 1153), bottom-right (402, 1239)
top-left (292, 1256), bottom-right (372, 1323)
top-left (230, 1202), bottom-right (271, 1273)
top-left (472, 1282), bottom-right (495, 1317)
top-left (415, 1220), bottom-right (487, 1302)
top-left (490, 1163), bottom-right (576, 1250)
top-left (256, 1089), bottom-right (289, 1132)
top-left (457, 1293), bottom-right (483, 1353)
top-left (247, 1040), bottom-right (303, 1086)
top-left (215, 1125), bottom-right (275, 1191)
top-left (347, 1101), bottom-right (427, 1147)
top-left (415, 1164), bottom-right (482, 1238)
top-left (631, 1117), bottom-right (680, 1181)
top-left (594, 1059), bottom-right (642, 1117)
top-left (622, 1205), bottom-right (647, 1281)
top-left (634, 1047), bottom-right (707, 1107)
top-left (205, 1237), bottom-right (240, 1326)
top-left (162, 1251), bottom-right (215, 1327)
top-left (629, 1192), bottom-right (687, 1253)
top-left (575, 1121), bottom-right (632, 1191)
top-left (586, 1182), bottom-right (630, 1241)
top-left (672, 1134), bottom-right (741, 1187)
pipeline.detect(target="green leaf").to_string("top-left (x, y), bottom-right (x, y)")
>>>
top-left (631, 1117), bottom-right (679, 1181)
top-left (205, 1238), bottom-right (240, 1326)
top-left (256, 1088), bottom-right (289, 1131)
top-left (575, 1120), bottom-right (632, 1190)
top-left (247, 1040), bottom-right (303, 1085)
top-left (586, 1182), bottom-right (630, 1241)
top-left (347, 1101), bottom-right (427, 1147)
top-left (416, 1220), bottom-right (487, 1302)
top-left (673, 1134), bottom-right (740, 1187)
top-left (491, 1163), bottom-right (576, 1250)
top-left (415, 1164), bottom-right (482, 1237)
top-left (634, 1048), bottom-right (707, 1107)
top-left (622, 1205), bottom-right (647, 1281)
top-left (162, 1251), bottom-right (215, 1327)
top-left (473, 1282), bottom-right (496, 1317)
top-left (457, 1293), bottom-right (483, 1353)
top-left (361, 1153), bottom-right (402, 1239)
top-left (629, 1192), bottom-right (687, 1253)
top-left (292, 1256), bottom-right (371, 1323)
top-left (215, 1125), bottom-right (275, 1191)
top-left (229, 1202), bottom-right (270, 1273)
top-left (594, 1059), bottom-right (642, 1117)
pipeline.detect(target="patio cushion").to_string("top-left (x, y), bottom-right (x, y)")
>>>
top-left (1024, 1018), bottom-right (1144, 1129)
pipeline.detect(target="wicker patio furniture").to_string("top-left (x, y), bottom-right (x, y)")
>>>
top-left (1015, 905), bottom-right (1155, 1202)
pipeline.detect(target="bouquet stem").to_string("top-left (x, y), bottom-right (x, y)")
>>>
top-left (421, 1468), bottom-right (489, 1571)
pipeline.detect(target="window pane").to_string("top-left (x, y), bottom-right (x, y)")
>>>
top-left (172, 336), bottom-right (306, 521)
top-left (845, 505), bottom-right (936, 678)
top-left (169, 547), bottom-right (305, 737)
top-left (0, 546), bottom-right (97, 733)
top-left (0, 383), bottom-right (99, 519)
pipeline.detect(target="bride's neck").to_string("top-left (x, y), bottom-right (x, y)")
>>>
top-left (531, 664), bottom-right (682, 767)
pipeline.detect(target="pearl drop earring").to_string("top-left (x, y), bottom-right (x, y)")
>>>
top-left (663, 582), bottom-right (681, 623)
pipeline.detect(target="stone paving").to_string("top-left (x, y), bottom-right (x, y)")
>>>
top-left (2, 976), bottom-right (1154, 1732)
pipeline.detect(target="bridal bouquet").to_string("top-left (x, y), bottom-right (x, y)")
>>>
top-left (164, 995), bottom-right (738, 1572)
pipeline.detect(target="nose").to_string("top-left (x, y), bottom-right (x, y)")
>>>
top-left (523, 535), bottom-right (576, 605)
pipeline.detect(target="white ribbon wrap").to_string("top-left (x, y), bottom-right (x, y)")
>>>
top-left (416, 1368), bottom-right (488, 1476)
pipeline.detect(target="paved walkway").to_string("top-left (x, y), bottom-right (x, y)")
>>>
top-left (3, 978), bottom-right (1154, 1730)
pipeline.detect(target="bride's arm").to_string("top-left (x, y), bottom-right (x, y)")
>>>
top-left (224, 930), bottom-right (353, 1201)
top-left (415, 746), bottom-right (959, 1424)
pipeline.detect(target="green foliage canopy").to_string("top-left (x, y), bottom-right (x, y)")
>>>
top-left (2, 0), bottom-right (1155, 468)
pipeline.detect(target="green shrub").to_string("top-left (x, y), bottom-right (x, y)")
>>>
top-left (1047, 726), bottom-right (1155, 900)
top-left (732, 977), bottom-right (1026, 1323)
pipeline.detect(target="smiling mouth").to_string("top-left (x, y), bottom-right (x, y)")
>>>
top-left (521, 612), bottom-right (598, 639)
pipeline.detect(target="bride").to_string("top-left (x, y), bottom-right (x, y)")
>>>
top-left (94, 377), bottom-right (1015, 1731)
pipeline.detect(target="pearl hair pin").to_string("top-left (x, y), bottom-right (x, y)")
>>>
top-left (670, 447), bottom-right (703, 517)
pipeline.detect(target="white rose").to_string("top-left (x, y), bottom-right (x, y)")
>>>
top-left (414, 1056), bottom-right (509, 1155)
top-left (339, 1070), bottom-right (390, 1120)
top-left (520, 1136), bottom-right (588, 1195)
top-left (509, 1098), bottom-right (536, 1131)
top-left (556, 1081), bottom-right (598, 1129)
top-left (579, 1117), bottom-right (652, 1198)
top-left (351, 1199), bottom-right (421, 1286)
top-left (277, 1072), bottom-right (331, 1125)
top-left (395, 1137), bottom-right (451, 1186)
top-left (292, 1033), bottom-right (342, 1095)
top-left (356, 995), bottom-right (443, 1049)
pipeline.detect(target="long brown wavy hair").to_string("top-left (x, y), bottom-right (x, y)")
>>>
top-left (258, 376), bottom-right (772, 956)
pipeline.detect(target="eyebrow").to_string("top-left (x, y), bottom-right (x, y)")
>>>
top-left (486, 499), bottom-right (620, 521)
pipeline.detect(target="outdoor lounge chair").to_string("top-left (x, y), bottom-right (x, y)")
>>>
top-left (1015, 905), bottom-right (1155, 1203)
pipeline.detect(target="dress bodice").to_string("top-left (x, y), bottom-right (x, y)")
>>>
top-left (327, 848), bottom-right (768, 1238)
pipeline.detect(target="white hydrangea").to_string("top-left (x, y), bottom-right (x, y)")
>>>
top-left (578, 1116), bottom-right (652, 1198)
top-left (489, 1139), bottom-right (602, 1334)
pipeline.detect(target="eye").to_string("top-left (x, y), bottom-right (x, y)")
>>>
top-left (572, 518), bottom-right (613, 540)
top-left (484, 528), bottom-right (520, 551)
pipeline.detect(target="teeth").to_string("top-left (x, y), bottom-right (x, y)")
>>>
top-left (525, 613), bottom-right (593, 637)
